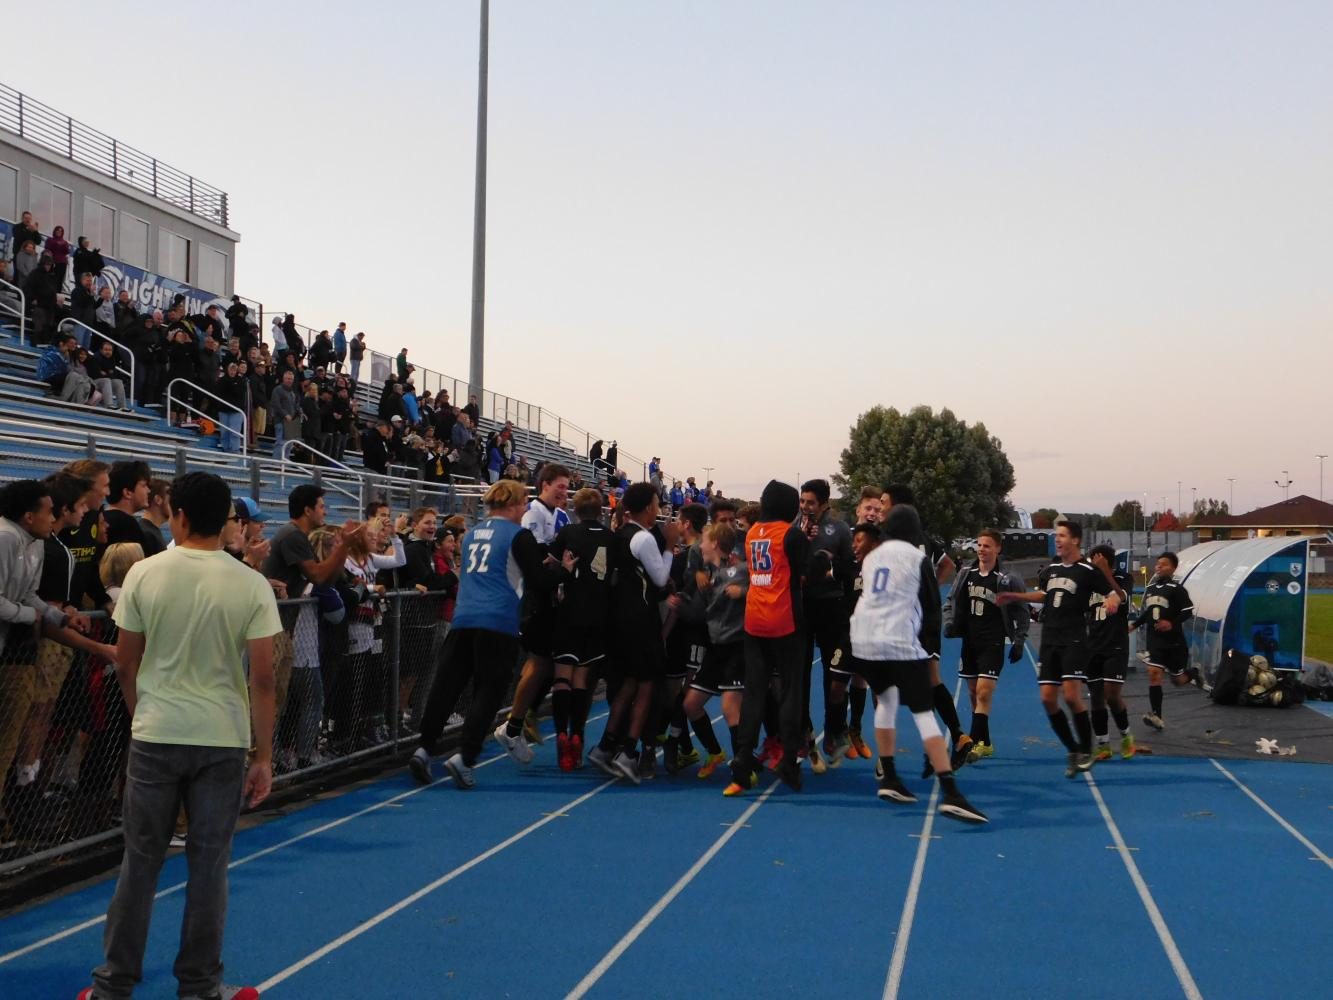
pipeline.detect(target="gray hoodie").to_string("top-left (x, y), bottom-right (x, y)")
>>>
top-left (0, 517), bottom-right (66, 649)
top-left (698, 558), bottom-right (749, 645)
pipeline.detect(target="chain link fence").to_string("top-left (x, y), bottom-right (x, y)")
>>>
top-left (0, 591), bottom-right (504, 879)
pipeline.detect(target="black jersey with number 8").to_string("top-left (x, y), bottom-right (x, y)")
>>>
top-left (1037, 561), bottom-right (1112, 646)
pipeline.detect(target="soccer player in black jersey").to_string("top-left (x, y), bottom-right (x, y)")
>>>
top-left (1085, 545), bottom-right (1136, 760)
top-left (882, 483), bottom-right (970, 771)
top-left (999, 521), bottom-right (1121, 777)
top-left (661, 503), bottom-right (710, 772)
top-left (1130, 552), bottom-right (1195, 730)
top-left (799, 479), bottom-right (857, 771)
top-left (944, 529), bottom-right (1028, 762)
top-left (547, 488), bottom-right (614, 771)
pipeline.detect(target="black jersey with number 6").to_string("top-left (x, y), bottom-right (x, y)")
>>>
top-left (960, 568), bottom-right (1006, 644)
top-left (549, 519), bottom-right (613, 629)
top-left (1037, 560), bottom-right (1113, 646)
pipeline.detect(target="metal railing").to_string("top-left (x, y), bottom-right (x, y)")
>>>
top-left (277, 439), bottom-right (361, 503)
top-left (164, 377), bottom-right (248, 453)
top-left (0, 590), bottom-right (531, 880)
top-left (57, 318), bottom-right (135, 399)
top-left (0, 275), bottom-right (25, 343)
top-left (0, 82), bottom-right (230, 228)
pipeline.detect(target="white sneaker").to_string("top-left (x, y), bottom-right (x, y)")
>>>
top-left (169, 833), bottom-right (188, 849)
top-left (493, 724), bottom-right (535, 764)
top-left (587, 745), bottom-right (618, 777)
top-left (408, 747), bottom-right (433, 785)
top-left (444, 753), bottom-right (475, 789)
top-left (611, 751), bottom-right (641, 785)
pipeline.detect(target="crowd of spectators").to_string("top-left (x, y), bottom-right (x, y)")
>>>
top-left (0, 458), bottom-right (469, 860)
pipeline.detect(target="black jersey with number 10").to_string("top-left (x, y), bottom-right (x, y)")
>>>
top-left (960, 568), bottom-right (1006, 644)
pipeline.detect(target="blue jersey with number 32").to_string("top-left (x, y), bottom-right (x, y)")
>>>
top-left (452, 517), bottom-right (526, 636)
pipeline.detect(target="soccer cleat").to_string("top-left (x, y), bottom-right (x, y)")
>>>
top-left (876, 774), bottom-right (917, 803)
top-left (587, 745), bottom-right (618, 777)
top-left (556, 733), bottom-right (574, 772)
top-left (494, 724), bottom-right (535, 764)
top-left (444, 753), bottom-right (475, 789)
top-left (777, 759), bottom-right (803, 791)
top-left (523, 711), bottom-right (544, 745)
top-left (637, 747), bottom-right (657, 781)
top-left (723, 781), bottom-right (747, 797)
top-left (1142, 712), bottom-right (1164, 731)
top-left (697, 752), bottom-right (728, 779)
top-left (570, 734), bottom-right (585, 768)
top-left (825, 732), bottom-right (851, 768)
top-left (966, 741), bottom-right (994, 763)
top-left (1095, 744), bottom-right (1113, 762)
top-left (1076, 752), bottom-right (1095, 773)
top-left (938, 790), bottom-right (989, 824)
top-left (849, 731), bottom-right (872, 760)
top-left (1120, 733), bottom-right (1137, 759)
top-left (809, 744), bottom-right (828, 775)
top-left (757, 736), bottom-right (780, 768)
top-left (676, 747), bottom-right (700, 768)
top-left (408, 747), bottom-right (433, 785)
top-left (662, 742), bottom-right (683, 775)
top-left (950, 735), bottom-right (974, 772)
top-left (612, 751), bottom-right (641, 784)
top-left (1065, 752), bottom-right (1079, 778)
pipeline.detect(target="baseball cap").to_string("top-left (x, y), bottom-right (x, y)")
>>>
top-left (233, 497), bottom-right (267, 523)
top-left (390, 415), bottom-right (404, 424)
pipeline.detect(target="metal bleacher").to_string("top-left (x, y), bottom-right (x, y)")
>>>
top-left (0, 318), bottom-right (478, 524)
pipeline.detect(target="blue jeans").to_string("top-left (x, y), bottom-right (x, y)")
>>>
top-left (219, 411), bottom-right (244, 453)
top-left (273, 418), bottom-right (286, 459)
top-left (92, 740), bottom-right (247, 1000)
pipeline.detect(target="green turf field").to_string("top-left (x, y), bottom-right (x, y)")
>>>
top-left (1305, 593), bottom-right (1333, 663)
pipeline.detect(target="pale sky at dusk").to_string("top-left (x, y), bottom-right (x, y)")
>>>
top-left (9, 1), bottom-right (1331, 512)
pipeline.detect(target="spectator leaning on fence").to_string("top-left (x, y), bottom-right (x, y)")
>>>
top-left (0, 479), bottom-right (117, 853)
top-left (260, 485), bottom-right (364, 758)
top-left (77, 471), bottom-right (281, 1000)
top-left (278, 526), bottom-right (346, 773)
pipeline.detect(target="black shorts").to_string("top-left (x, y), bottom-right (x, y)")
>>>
top-left (958, 638), bottom-right (1005, 680)
top-left (856, 658), bottom-right (934, 714)
top-left (520, 608), bottom-right (557, 658)
top-left (1146, 646), bottom-right (1189, 676)
top-left (666, 625), bottom-right (709, 680)
top-left (552, 623), bottom-right (607, 667)
top-left (1038, 642), bottom-right (1087, 685)
top-left (807, 599), bottom-right (851, 675)
top-left (688, 641), bottom-right (745, 696)
top-left (1085, 646), bottom-right (1129, 684)
top-left (607, 631), bottom-right (665, 683)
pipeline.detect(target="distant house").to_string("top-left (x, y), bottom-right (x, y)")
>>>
top-left (1190, 495), bottom-right (1333, 541)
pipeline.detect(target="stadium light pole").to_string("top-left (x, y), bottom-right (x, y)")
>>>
top-left (1275, 472), bottom-right (1292, 501)
top-left (1317, 455), bottom-right (1327, 501)
top-left (1226, 478), bottom-right (1235, 510)
top-left (468, 0), bottom-right (490, 406)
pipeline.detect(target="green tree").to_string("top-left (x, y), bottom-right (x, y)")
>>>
top-left (1032, 507), bottom-right (1060, 525)
top-left (832, 405), bottom-right (1015, 544)
top-left (1108, 499), bottom-right (1144, 530)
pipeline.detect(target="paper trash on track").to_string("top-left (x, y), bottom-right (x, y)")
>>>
top-left (1255, 738), bottom-right (1296, 756)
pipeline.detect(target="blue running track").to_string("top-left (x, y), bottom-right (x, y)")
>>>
top-left (2, 636), bottom-right (1330, 999)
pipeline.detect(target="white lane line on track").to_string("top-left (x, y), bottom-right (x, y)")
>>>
top-left (1083, 771), bottom-right (1204, 1000)
top-left (881, 676), bottom-right (961, 1000)
top-left (259, 712), bottom-right (724, 995)
top-left (1208, 758), bottom-right (1333, 870)
top-left (0, 711), bottom-right (609, 965)
top-left (563, 777), bottom-right (782, 1000)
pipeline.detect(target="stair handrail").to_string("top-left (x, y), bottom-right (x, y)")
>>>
top-left (164, 377), bottom-right (248, 453)
top-left (0, 276), bottom-right (25, 345)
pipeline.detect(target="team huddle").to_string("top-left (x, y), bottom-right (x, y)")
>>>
top-left (406, 469), bottom-right (1195, 827)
